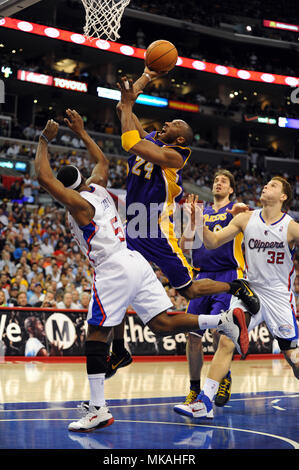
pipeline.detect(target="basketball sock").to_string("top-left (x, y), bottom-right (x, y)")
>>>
top-left (197, 314), bottom-right (221, 331)
top-left (112, 338), bottom-right (126, 355)
top-left (85, 341), bottom-right (109, 408)
top-left (190, 379), bottom-right (201, 394)
top-left (88, 373), bottom-right (105, 408)
top-left (203, 378), bottom-right (219, 402)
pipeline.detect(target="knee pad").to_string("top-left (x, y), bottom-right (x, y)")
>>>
top-left (85, 341), bottom-right (110, 375)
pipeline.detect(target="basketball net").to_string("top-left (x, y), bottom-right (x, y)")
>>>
top-left (80, 0), bottom-right (131, 41)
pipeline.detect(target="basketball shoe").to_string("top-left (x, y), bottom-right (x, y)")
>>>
top-left (68, 404), bottom-right (114, 432)
top-left (173, 390), bottom-right (198, 417)
top-left (216, 307), bottom-right (249, 356)
top-left (190, 391), bottom-right (214, 418)
top-left (229, 279), bottom-right (260, 315)
top-left (105, 350), bottom-right (132, 379)
top-left (214, 371), bottom-right (232, 407)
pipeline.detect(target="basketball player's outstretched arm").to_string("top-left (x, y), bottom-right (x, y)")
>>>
top-left (118, 77), bottom-right (183, 169)
top-left (64, 109), bottom-right (109, 188)
top-left (116, 66), bottom-right (159, 139)
top-left (203, 212), bottom-right (251, 249)
top-left (35, 120), bottom-right (94, 227)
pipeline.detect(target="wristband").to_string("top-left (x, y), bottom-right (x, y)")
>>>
top-left (40, 133), bottom-right (49, 144)
top-left (143, 72), bottom-right (152, 81)
top-left (121, 130), bottom-right (141, 152)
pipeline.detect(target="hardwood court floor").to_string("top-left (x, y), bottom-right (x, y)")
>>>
top-left (0, 357), bottom-right (299, 451)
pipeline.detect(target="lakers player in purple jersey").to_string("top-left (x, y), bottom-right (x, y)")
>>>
top-left (174, 170), bottom-right (247, 417)
top-left (108, 73), bottom-right (259, 378)
top-left (109, 66), bottom-right (193, 377)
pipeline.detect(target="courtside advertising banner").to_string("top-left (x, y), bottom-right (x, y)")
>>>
top-left (1, 308), bottom-right (296, 358)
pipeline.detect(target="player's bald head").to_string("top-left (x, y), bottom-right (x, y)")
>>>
top-left (176, 120), bottom-right (193, 146)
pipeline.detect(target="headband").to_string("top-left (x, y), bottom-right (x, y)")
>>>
top-left (65, 166), bottom-right (82, 190)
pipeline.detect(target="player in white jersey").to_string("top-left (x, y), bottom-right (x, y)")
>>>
top-left (185, 176), bottom-right (299, 419)
top-left (34, 111), bottom-right (259, 432)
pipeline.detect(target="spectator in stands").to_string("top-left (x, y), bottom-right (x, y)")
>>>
top-left (57, 292), bottom-right (78, 310)
top-left (23, 124), bottom-right (35, 140)
top-left (28, 282), bottom-right (45, 306)
top-left (0, 289), bottom-right (8, 306)
top-left (27, 242), bottom-right (43, 265)
top-left (27, 262), bottom-right (42, 284)
top-left (15, 255), bottom-right (31, 277)
top-left (6, 143), bottom-right (20, 157)
top-left (13, 239), bottom-right (29, 261)
top-left (10, 181), bottom-right (22, 200)
top-left (45, 259), bottom-right (61, 282)
top-left (40, 237), bottom-right (54, 257)
top-left (0, 251), bottom-right (16, 276)
top-left (7, 283), bottom-right (19, 306)
top-left (23, 173), bottom-right (33, 201)
top-left (0, 207), bottom-right (8, 226)
top-left (79, 291), bottom-right (91, 309)
top-left (41, 291), bottom-right (57, 308)
top-left (16, 291), bottom-right (31, 307)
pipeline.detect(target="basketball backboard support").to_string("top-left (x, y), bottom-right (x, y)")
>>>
top-left (0, 0), bottom-right (41, 17)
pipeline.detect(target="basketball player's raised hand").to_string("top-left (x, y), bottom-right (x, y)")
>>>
top-left (185, 194), bottom-right (202, 231)
top-left (227, 203), bottom-right (249, 217)
top-left (117, 76), bottom-right (142, 107)
top-left (42, 119), bottom-right (59, 142)
top-left (64, 109), bottom-right (85, 137)
top-left (143, 65), bottom-right (163, 81)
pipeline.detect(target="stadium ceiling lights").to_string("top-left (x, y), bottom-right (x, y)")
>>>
top-left (1, 17), bottom-right (299, 87)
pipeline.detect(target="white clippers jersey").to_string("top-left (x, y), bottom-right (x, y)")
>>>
top-left (68, 184), bottom-right (127, 266)
top-left (243, 209), bottom-right (296, 293)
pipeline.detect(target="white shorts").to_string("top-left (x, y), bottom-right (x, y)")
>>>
top-left (87, 249), bottom-right (173, 327)
top-left (230, 283), bottom-right (298, 344)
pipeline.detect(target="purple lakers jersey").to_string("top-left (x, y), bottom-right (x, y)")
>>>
top-left (125, 131), bottom-right (191, 238)
top-left (192, 201), bottom-right (245, 275)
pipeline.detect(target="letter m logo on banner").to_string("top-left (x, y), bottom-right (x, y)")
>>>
top-left (0, 80), bottom-right (4, 103)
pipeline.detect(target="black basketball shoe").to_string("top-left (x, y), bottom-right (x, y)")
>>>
top-left (228, 279), bottom-right (260, 315)
top-left (105, 350), bottom-right (133, 379)
top-left (215, 371), bottom-right (232, 407)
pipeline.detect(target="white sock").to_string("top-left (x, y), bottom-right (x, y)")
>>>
top-left (197, 314), bottom-right (221, 331)
top-left (88, 373), bottom-right (105, 408)
top-left (203, 378), bottom-right (219, 402)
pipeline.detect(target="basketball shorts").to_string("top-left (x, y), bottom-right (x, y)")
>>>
top-left (87, 248), bottom-right (173, 327)
top-left (126, 234), bottom-right (193, 289)
top-left (187, 269), bottom-right (238, 337)
top-left (229, 282), bottom-right (298, 350)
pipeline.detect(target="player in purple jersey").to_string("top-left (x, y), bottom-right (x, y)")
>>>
top-left (174, 170), bottom-right (248, 418)
top-left (106, 73), bottom-right (259, 378)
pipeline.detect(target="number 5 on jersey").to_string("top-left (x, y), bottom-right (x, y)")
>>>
top-left (110, 216), bottom-right (125, 242)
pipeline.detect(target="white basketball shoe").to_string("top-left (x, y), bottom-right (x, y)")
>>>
top-left (68, 404), bottom-right (114, 432)
top-left (216, 307), bottom-right (249, 356)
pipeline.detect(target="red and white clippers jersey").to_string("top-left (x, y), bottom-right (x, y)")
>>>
top-left (243, 209), bottom-right (296, 294)
top-left (68, 184), bottom-right (127, 266)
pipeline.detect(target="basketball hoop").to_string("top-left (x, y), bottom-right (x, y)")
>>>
top-left (80, 0), bottom-right (131, 41)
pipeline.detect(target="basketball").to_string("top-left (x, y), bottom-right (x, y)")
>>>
top-left (145, 40), bottom-right (178, 73)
